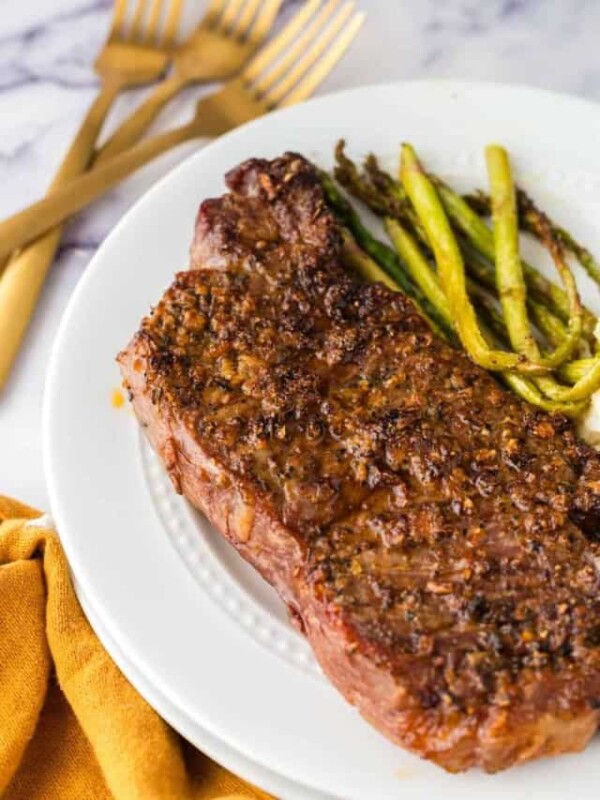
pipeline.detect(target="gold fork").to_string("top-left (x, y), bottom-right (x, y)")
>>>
top-left (0, 0), bottom-right (365, 260)
top-left (97, 0), bottom-right (283, 163)
top-left (0, 0), bottom-right (183, 389)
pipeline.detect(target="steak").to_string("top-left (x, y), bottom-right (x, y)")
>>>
top-left (119, 153), bottom-right (600, 773)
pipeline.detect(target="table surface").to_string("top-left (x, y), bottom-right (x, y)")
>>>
top-left (4, 0), bottom-right (600, 509)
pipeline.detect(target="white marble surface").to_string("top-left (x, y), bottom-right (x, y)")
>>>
top-left (3, 0), bottom-right (600, 508)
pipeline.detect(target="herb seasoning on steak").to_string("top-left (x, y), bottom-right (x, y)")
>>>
top-left (119, 153), bottom-right (600, 772)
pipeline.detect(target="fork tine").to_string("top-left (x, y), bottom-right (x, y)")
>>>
top-left (130, 0), bottom-right (149, 41)
top-left (243, 0), bottom-right (322, 82)
top-left (233, 0), bottom-right (264, 37)
top-left (108, 0), bottom-right (129, 41)
top-left (158, 0), bottom-right (183, 47)
top-left (144, 0), bottom-right (164, 42)
top-left (254, 0), bottom-right (341, 95)
top-left (217, 0), bottom-right (246, 32)
top-left (204, 0), bottom-right (228, 25)
top-left (263, 1), bottom-right (354, 104)
top-left (278, 12), bottom-right (364, 108)
top-left (243, 0), bottom-right (282, 43)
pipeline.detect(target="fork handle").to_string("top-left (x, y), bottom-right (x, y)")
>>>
top-left (0, 123), bottom-right (197, 264)
top-left (50, 80), bottom-right (124, 185)
top-left (95, 74), bottom-right (187, 164)
top-left (0, 80), bottom-right (124, 389)
top-left (0, 80), bottom-right (120, 265)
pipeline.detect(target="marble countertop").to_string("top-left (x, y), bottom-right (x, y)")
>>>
top-left (3, 0), bottom-right (600, 509)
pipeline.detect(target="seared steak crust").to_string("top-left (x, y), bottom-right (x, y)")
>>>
top-left (119, 153), bottom-right (600, 772)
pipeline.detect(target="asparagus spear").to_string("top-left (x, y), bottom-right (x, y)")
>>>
top-left (519, 188), bottom-right (600, 286)
top-left (435, 178), bottom-right (597, 336)
top-left (545, 357), bottom-right (600, 401)
top-left (483, 145), bottom-right (594, 406)
top-left (519, 190), bottom-right (584, 365)
top-left (486, 145), bottom-right (539, 358)
top-left (461, 266), bottom-right (583, 370)
top-left (485, 145), bottom-right (583, 369)
top-left (341, 230), bottom-right (398, 291)
top-left (466, 188), bottom-right (600, 286)
top-left (527, 299), bottom-right (568, 348)
top-left (502, 374), bottom-right (586, 415)
top-left (334, 141), bottom-right (408, 222)
top-left (559, 359), bottom-right (591, 383)
top-left (384, 218), bottom-right (451, 319)
top-left (461, 240), bottom-right (572, 348)
top-left (466, 292), bottom-right (585, 412)
top-left (362, 153), bottom-right (428, 244)
top-left (466, 282), bottom-right (509, 344)
top-left (484, 145), bottom-right (600, 405)
top-left (399, 144), bottom-right (546, 375)
top-left (469, 290), bottom-right (594, 384)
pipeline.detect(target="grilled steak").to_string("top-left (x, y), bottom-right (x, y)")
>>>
top-left (119, 153), bottom-right (600, 773)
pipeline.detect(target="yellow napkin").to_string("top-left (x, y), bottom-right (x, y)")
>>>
top-left (0, 496), bottom-right (274, 800)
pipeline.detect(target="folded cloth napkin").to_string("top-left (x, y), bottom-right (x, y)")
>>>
top-left (0, 496), bottom-right (273, 800)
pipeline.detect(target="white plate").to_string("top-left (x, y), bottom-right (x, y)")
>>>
top-left (45, 81), bottom-right (600, 800)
